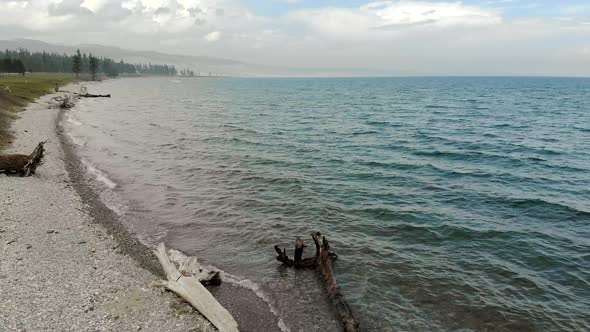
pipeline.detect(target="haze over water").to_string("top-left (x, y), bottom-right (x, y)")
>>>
top-left (64, 77), bottom-right (590, 331)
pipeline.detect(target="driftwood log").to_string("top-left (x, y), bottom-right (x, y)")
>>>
top-left (154, 243), bottom-right (239, 332)
top-left (274, 233), bottom-right (359, 332)
top-left (79, 93), bottom-right (111, 98)
top-left (0, 141), bottom-right (46, 176)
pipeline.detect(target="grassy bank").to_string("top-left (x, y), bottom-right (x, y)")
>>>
top-left (0, 74), bottom-right (77, 149)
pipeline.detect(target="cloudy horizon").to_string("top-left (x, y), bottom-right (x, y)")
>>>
top-left (1, 0), bottom-right (589, 76)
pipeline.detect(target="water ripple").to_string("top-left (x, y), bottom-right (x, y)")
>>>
top-left (66, 76), bottom-right (590, 332)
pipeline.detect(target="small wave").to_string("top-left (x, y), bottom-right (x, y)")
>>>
top-left (67, 117), bottom-right (83, 126)
top-left (413, 148), bottom-right (545, 167)
top-left (351, 130), bottom-right (378, 136)
top-left (66, 132), bottom-right (86, 147)
top-left (413, 149), bottom-right (479, 160)
top-left (492, 123), bottom-right (513, 128)
top-left (221, 271), bottom-right (291, 332)
top-left (496, 197), bottom-right (590, 217)
top-left (221, 124), bottom-right (260, 135)
top-left (509, 145), bottom-right (563, 156)
top-left (573, 126), bottom-right (590, 133)
top-left (358, 159), bottom-right (486, 178)
top-left (366, 120), bottom-right (391, 127)
top-left (525, 156), bottom-right (546, 162)
top-left (81, 159), bottom-right (117, 190)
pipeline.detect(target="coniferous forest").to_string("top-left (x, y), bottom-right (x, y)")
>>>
top-left (0, 48), bottom-right (177, 77)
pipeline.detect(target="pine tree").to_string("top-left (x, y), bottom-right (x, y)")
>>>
top-left (89, 54), bottom-right (99, 81)
top-left (72, 49), bottom-right (81, 79)
top-left (15, 59), bottom-right (25, 75)
top-left (81, 53), bottom-right (88, 73)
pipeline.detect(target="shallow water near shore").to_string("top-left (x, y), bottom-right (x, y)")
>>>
top-left (64, 77), bottom-right (590, 331)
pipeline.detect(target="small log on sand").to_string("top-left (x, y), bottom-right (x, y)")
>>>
top-left (79, 93), bottom-right (111, 98)
top-left (0, 141), bottom-right (46, 176)
top-left (274, 233), bottom-right (359, 332)
top-left (154, 243), bottom-right (238, 332)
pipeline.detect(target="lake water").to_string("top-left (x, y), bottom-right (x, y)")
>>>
top-left (63, 77), bottom-right (590, 331)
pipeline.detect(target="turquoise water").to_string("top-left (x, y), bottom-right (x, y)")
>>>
top-left (66, 77), bottom-right (590, 331)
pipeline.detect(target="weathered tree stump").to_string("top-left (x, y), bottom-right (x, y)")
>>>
top-left (274, 233), bottom-right (359, 332)
top-left (0, 141), bottom-right (46, 176)
top-left (274, 236), bottom-right (316, 268)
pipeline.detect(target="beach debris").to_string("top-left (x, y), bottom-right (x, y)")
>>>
top-left (78, 85), bottom-right (111, 98)
top-left (51, 95), bottom-right (75, 109)
top-left (166, 247), bottom-right (222, 285)
top-left (79, 93), bottom-right (111, 98)
top-left (153, 243), bottom-right (238, 332)
top-left (0, 141), bottom-right (46, 176)
top-left (274, 232), bottom-right (359, 332)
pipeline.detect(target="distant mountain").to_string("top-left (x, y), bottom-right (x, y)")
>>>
top-left (0, 39), bottom-right (422, 77)
top-left (0, 39), bottom-right (272, 77)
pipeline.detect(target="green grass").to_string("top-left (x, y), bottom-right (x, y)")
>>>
top-left (0, 73), bottom-right (81, 149)
top-left (0, 73), bottom-right (77, 102)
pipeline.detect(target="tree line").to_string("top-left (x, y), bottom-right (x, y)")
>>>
top-left (0, 58), bottom-right (26, 74)
top-left (0, 48), bottom-right (178, 78)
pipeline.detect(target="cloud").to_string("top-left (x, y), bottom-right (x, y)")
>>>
top-left (286, 1), bottom-right (502, 40)
top-left (48, 0), bottom-right (94, 17)
top-left (0, 0), bottom-right (588, 76)
top-left (205, 30), bottom-right (222, 41)
top-left (80, 0), bottom-right (109, 12)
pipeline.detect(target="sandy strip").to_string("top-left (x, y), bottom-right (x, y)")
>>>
top-left (0, 86), bottom-right (215, 332)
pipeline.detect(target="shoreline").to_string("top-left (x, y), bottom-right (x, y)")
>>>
top-left (57, 105), bottom-right (166, 278)
top-left (0, 86), bottom-right (215, 331)
top-left (59, 82), bottom-right (284, 332)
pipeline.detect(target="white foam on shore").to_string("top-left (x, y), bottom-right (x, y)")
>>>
top-left (67, 118), bottom-right (83, 126)
top-left (219, 271), bottom-right (291, 332)
top-left (79, 158), bottom-right (127, 216)
top-left (66, 132), bottom-right (86, 147)
top-left (66, 114), bottom-right (83, 126)
top-left (81, 159), bottom-right (117, 190)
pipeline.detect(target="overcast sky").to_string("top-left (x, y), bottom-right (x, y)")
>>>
top-left (1, 0), bottom-right (589, 76)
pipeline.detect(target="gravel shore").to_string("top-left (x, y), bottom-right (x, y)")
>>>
top-left (0, 86), bottom-right (215, 332)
